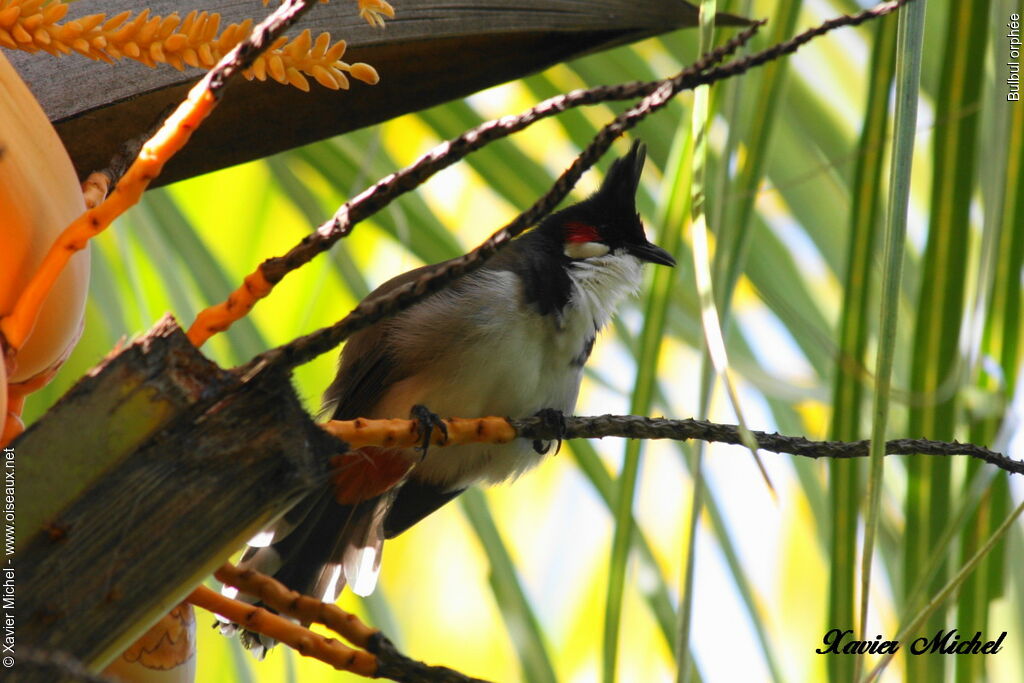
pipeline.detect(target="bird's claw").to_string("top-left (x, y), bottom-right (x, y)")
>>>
top-left (531, 408), bottom-right (567, 455)
top-left (410, 404), bottom-right (447, 459)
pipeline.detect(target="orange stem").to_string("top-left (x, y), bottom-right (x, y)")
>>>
top-left (0, 82), bottom-right (218, 353)
top-left (187, 584), bottom-right (378, 676)
top-left (320, 416), bottom-right (517, 449)
top-left (214, 563), bottom-right (379, 649)
top-left (186, 270), bottom-right (273, 346)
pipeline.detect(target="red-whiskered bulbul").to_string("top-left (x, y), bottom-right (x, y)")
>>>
top-left (226, 140), bottom-right (674, 656)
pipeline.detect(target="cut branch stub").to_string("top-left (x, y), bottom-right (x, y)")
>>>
top-left (12, 316), bottom-right (336, 674)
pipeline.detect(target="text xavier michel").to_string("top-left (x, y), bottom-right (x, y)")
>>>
top-left (818, 629), bottom-right (1007, 656)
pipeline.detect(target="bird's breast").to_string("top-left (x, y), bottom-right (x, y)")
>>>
top-left (376, 270), bottom-right (597, 487)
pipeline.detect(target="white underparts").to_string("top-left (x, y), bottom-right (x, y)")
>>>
top-left (565, 250), bottom-right (643, 328)
top-left (376, 252), bottom-right (643, 490)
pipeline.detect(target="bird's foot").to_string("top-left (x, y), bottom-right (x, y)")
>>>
top-left (410, 404), bottom-right (447, 459)
top-left (531, 408), bottom-right (567, 455)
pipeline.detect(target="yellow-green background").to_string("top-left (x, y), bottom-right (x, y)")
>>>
top-left (22, 0), bottom-right (1024, 680)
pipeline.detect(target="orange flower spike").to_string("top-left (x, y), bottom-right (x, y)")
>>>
top-left (349, 62), bottom-right (378, 84)
top-left (12, 23), bottom-right (31, 44)
top-left (21, 11), bottom-right (42, 32)
top-left (323, 418), bottom-right (427, 450)
top-left (31, 26), bottom-right (49, 45)
top-left (102, 10), bottom-right (131, 33)
top-left (135, 15), bottom-right (162, 45)
top-left (5, 1), bottom-right (381, 94)
top-left (289, 27), bottom-right (312, 58)
top-left (311, 30), bottom-right (330, 59)
top-left (181, 47), bottom-right (199, 68)
top-left (324, 38), bottom-right (347, 62)
top-left (4, 351), bottom-right (65, 444)
top-left (88, 34), bottom-right (107, 52)
top-left (42, 1), bottom-right (67, 24)
top-left (76, 13), bottom-right (106, 34)
top-left (358, 0), bottom-right (394, 28)
top-left (201, 12), bottom-right (220, 44)
top-left (331, 68), bottom-right (350, 89)
top-left (311, 64), bottom-right (339, 89)
top-left (163, 32), bottom-right (189, 53)
top-left (110, 11), bottom-right (147, 45)
top-left (267, 53), bottom-right (286, 82)
top-left (158, 13), bottom-right (180, 39)
top-left (249, 56), bottom-right (267, 80)
top-left (197, 42), bottom-right (214, 67)
top-left (286, 66), bottom-right (310, 91)
top-left (0, 7), bottom-right (20, 29)
top-left (149, 40), bottom-right (165, 64)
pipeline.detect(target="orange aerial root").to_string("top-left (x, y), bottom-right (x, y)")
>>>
top-left (2, 339), bottom-right (67, 445)
top-left (0, 81), bottom-right (219, 354)
top-left (1, 413), bottom-right (22, 446)
top-left (186, 269), bottom-right (274, 346)
top-left (320, 417), bottom-right (518, 504)
top-left (188, 583), bottom-right (378, 676)
top-left (321, 415), bottom-right (518, 450)
top-left (214, 563), bottom-right (379, 649)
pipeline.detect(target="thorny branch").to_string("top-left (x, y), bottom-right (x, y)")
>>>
top-left (320, 415), bottom-right (1024, 477)
top-left (186, 16), bottom-right (766, 345)
top-left (254, 20), bottom-right (764, 285)
top-left (203, 564), bottom-right (492, 683)
top-left (242, 0), bottom-right (916, 376)
top-left (510, 415), bottom-right (1024, 476)
top-left (247, 79), bottom-right (687, 371)
top-left (247, 0), bottom-right (914, 292)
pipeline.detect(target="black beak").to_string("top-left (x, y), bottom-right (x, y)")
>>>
top-left (628, 241), bottom-right (676, 267)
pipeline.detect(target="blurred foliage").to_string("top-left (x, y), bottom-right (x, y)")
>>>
top-left (22, 0), bottom-right (1024, 680)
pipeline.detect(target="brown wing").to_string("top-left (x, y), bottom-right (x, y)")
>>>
top-left (320, 260), bottom-right (444, 420)
top-left (321, 243), bottom-right (532, 418)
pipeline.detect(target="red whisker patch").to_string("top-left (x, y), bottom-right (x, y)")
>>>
top-left (565, 221), bottom-right (601, 243)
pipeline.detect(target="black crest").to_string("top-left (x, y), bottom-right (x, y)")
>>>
top-left (489, 139), bottom-right (665, 318)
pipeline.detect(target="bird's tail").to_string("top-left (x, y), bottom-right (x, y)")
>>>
top-left (217, 491), bottom-right (394, 658)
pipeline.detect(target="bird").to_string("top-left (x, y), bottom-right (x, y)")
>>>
top-left (225, 140), bottom-right (675, 656)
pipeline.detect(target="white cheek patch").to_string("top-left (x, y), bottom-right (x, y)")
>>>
top-left (564, 241), bottom-right (611, 260)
